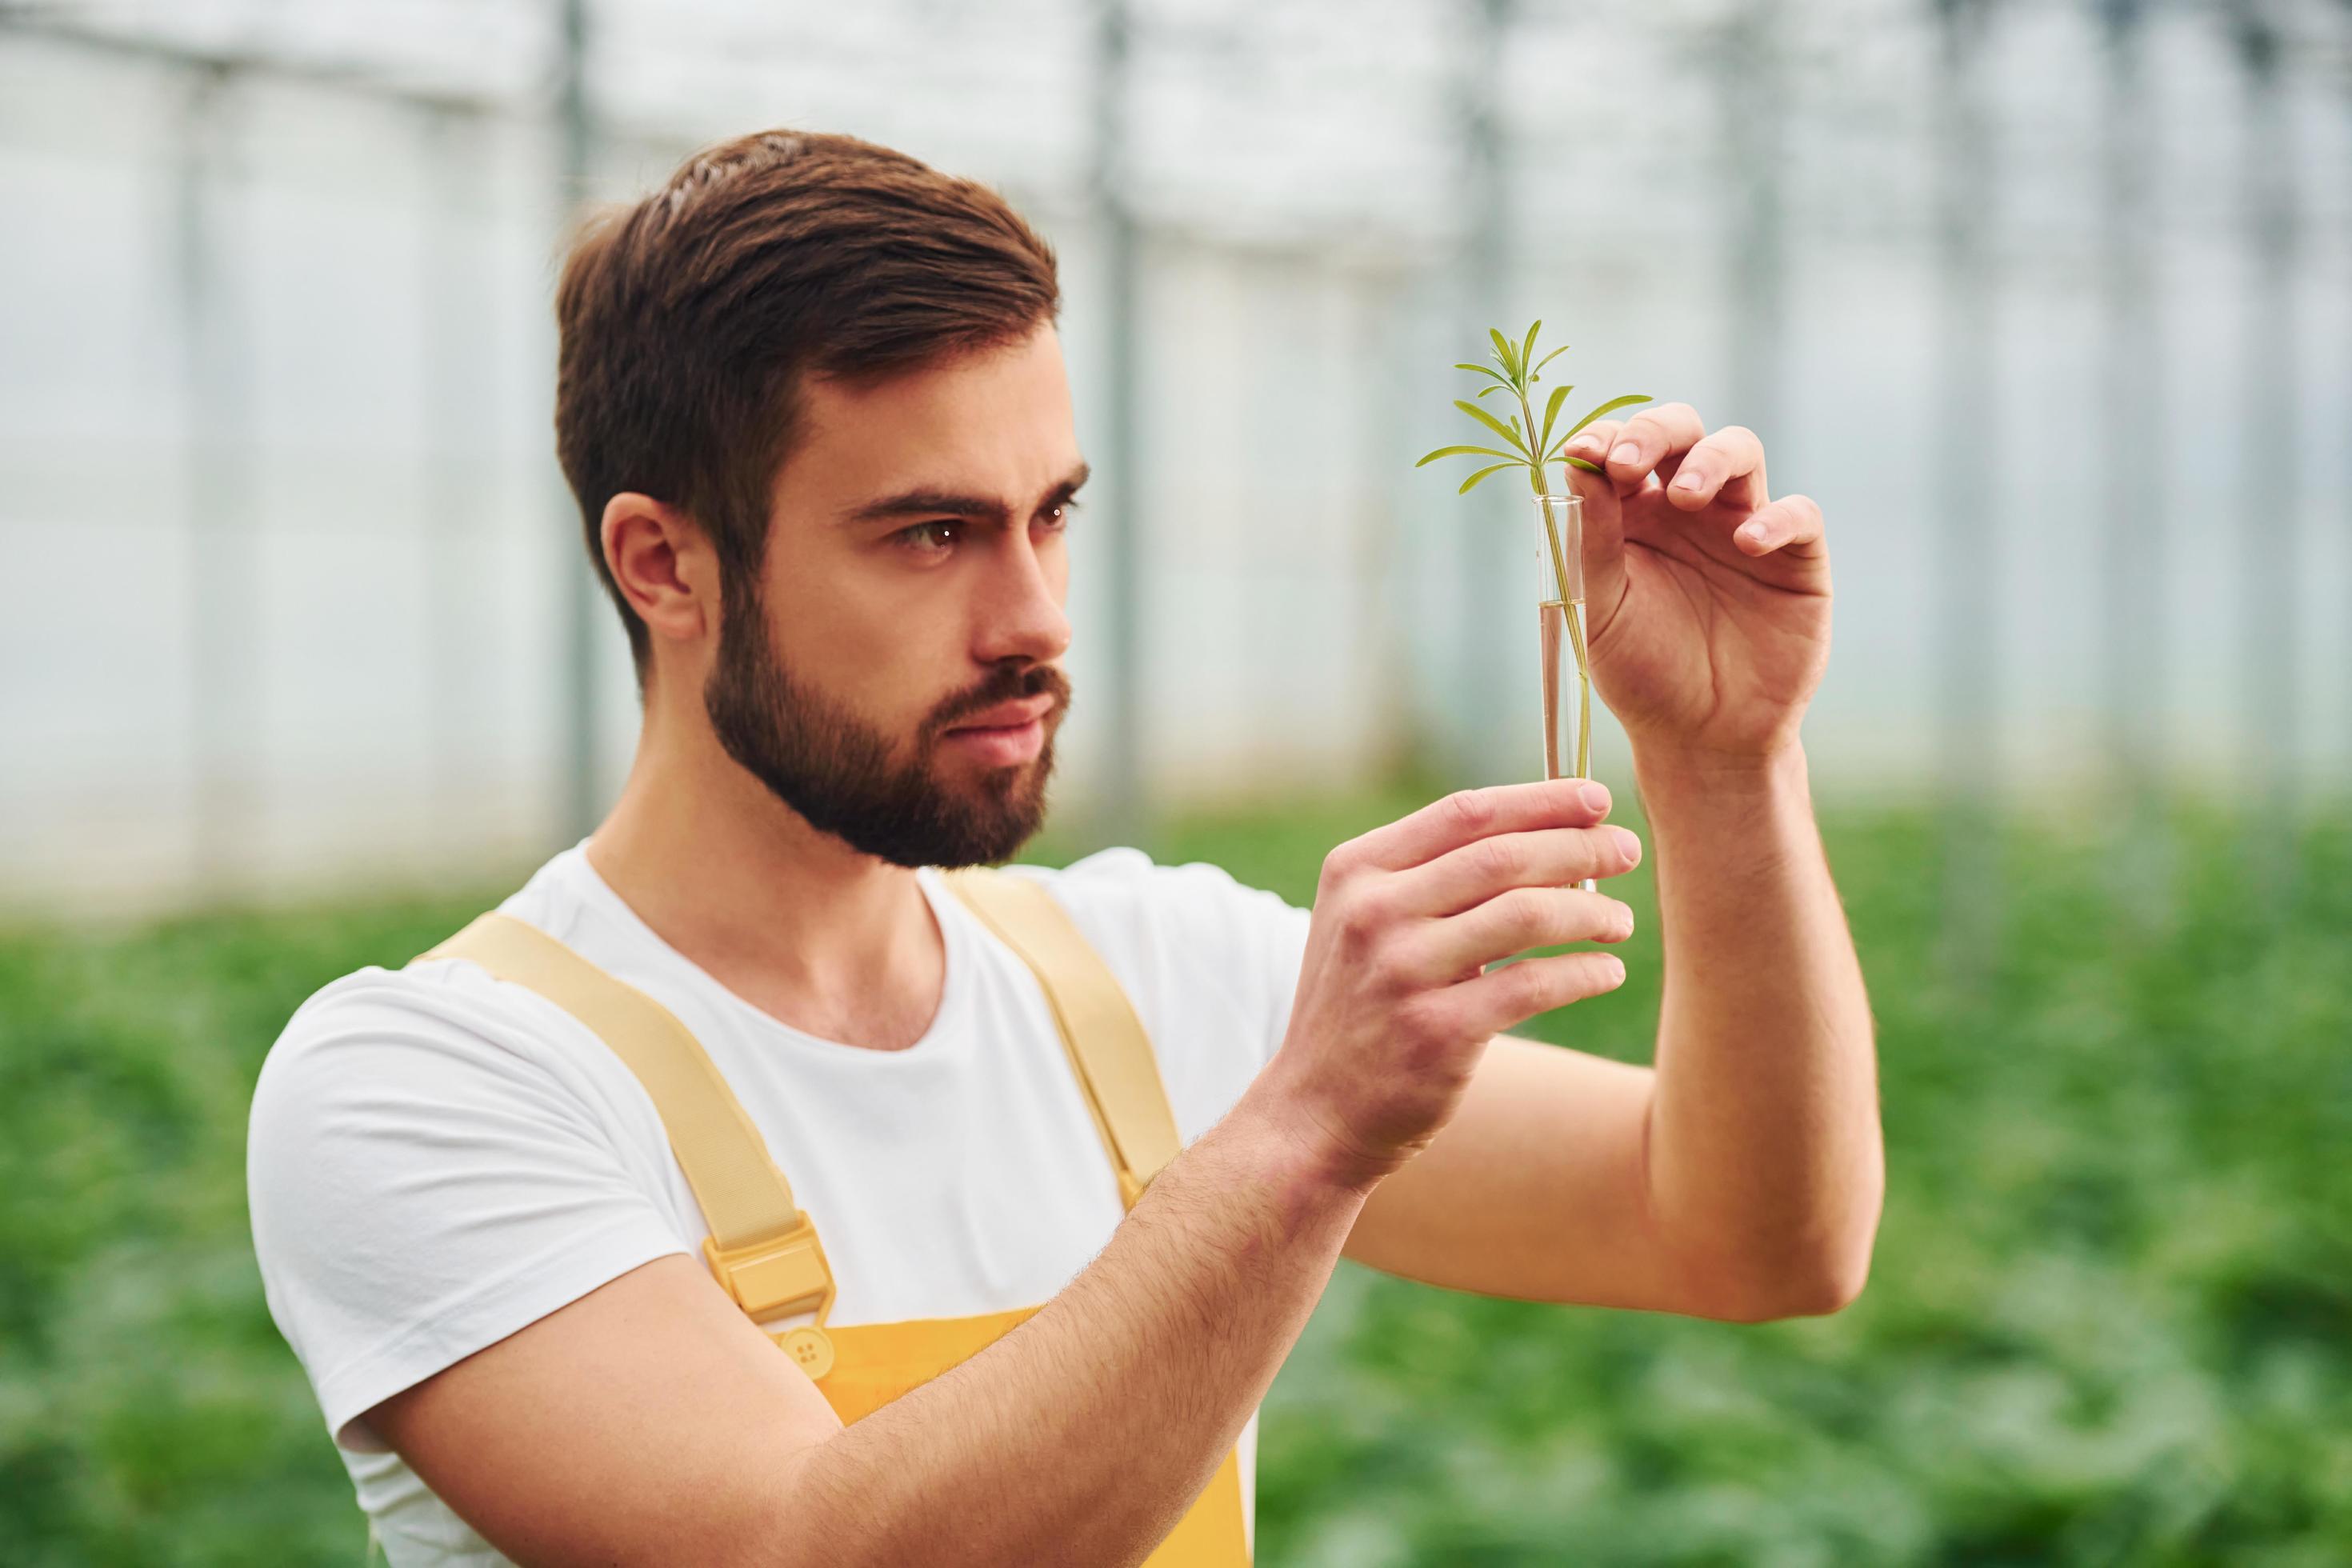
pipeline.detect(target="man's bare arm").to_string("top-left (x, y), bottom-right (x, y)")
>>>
top-left (370, 776), bottom-right (1634, 1566)
top-left (1634, 742), bottom-right (1880, 1315)
top-left (1342, 1033), bottom-right (1678, 1310)
top-left (1342, 756), bottom-right (1882, 1321)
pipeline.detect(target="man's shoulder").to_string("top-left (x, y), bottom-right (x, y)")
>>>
top-left (993, 846), bottom-right (1303, 924)
top-left (981, 847), bottom-right (1312, 997)
top-left (255, 850), bottom-right (600, 1097)
top-left (269, 940), bottom-right (547, 1051)
top-left (250, 936), bottom-right (609, 1139)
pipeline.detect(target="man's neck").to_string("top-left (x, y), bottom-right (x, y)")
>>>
top-left (582, 716), bottom-right (946, 1053)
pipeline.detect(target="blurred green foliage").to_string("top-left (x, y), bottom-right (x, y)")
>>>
top-left (2, 795), bottom-right (2346, 1565)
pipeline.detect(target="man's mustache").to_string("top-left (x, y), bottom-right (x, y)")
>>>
top-left (930, 666), bottom-right (1071, 737)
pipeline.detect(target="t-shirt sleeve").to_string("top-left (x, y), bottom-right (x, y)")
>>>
top-left (246, 974), bottom-right (691, 1453)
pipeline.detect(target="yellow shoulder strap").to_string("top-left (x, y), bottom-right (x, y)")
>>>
top-left (938, 866), bottom-right (1182, 1208)
top-left (410, 869), bottom-right (1179, 1337)
top-left (412, 914), bottom-right (838, 1336)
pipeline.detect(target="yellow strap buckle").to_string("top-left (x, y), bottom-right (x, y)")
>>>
top-left (703, 1214), bottom-right (836, 1326)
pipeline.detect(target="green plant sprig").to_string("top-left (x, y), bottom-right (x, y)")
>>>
top-left (1416, 319), bottom-right (1650, 500)
top-left (1415, 320), bottom-right (1646, 799)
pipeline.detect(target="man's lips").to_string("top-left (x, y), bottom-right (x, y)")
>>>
top-left (942, 699), bottom-right (1050, 767)
top-left (946, 696), bottom-right (1055, 734)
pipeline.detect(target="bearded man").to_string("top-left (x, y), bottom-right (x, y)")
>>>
top-left (247, 130), bottom-right (1881, 1567)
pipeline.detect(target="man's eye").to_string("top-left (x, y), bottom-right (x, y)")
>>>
top-left (1042, 499), bottom-right (1079, 531)
top-left (898, 520), bottom-right (960, 553)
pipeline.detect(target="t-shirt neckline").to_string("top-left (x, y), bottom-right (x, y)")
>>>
top-left (548, 839), bottom-right (974, 1064)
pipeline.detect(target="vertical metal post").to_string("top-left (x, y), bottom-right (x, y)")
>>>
top-left (427, 106), bottom-right (482, 844)
top-left (1932, 0), bottom-right (1998, 978)
top-left (2234, 10), bottom-right (2298, 897)
top-left (557, 0), bottom-right (602, 842)
top-left (2098, 0), bottom-right (2166, 910)
top-left (1362, 273), bottom-right (1420, 782)
top-left (1094, 0), bottom-right (1147, 846)
top-left (1723, 0), bottom-right (1786, 450)
top-left (1454, 0), bottom-right (1511, 783)
top-left (178, 64), bottom-right (258, 901)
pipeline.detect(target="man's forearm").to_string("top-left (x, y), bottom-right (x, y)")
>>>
top-left (774, 1090), bottom-right (1365, 1568)
top-left (1631, 740), bottom-right (1882, 1318)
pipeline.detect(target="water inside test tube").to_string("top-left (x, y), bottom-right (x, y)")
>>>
top-left (1538, 596), bottom-right (1598, 894)
top-left (1537, 598), bottom-right (1582, 782)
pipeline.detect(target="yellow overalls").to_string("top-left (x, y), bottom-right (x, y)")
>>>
top-left (416, 866), bottom-right (1250, 1565)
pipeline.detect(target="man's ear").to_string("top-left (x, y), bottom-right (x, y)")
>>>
top-left (602, 492), bottom-right (715, 652)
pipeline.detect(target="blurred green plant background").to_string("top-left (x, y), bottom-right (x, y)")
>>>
top-left (2, 786), bottom-right (2346, 1566)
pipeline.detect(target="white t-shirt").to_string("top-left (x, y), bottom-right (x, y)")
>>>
top-left (246, 840), bottom-right (1316, 1566)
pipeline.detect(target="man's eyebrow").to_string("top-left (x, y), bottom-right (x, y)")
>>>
top-left (838, 462), bottom-right (1091, 526)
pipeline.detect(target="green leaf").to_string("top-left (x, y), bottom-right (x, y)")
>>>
top-left (1519, 319), bottom-right (1542, 375)
top-left (1554, 393), bottom-right (1654, 450)
top-left (1536, 383), bottom-right (1571, 459)
top-left (1564, 454), bottom-right (1605, 474)
top-left (1476, 383), bottom-right (1509, 400)
top-left (1532, 343), bottom-right (1570, 377)
top-left (1487, 328), bottom-right (1519, 380)
top-left (1458, 462), bottom-right (1521, 494)
top-left (1415, 443), bottom-right (1521, 467)
top-left (1454, 398), bottom-right (1528, 454)
top-left (1453, 362), bottom-right (1511, 384)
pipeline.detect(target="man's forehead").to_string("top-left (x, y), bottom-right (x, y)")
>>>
top-left (782, 334), bottom-right (1080, 511)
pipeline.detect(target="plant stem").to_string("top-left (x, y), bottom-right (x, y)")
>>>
top-left (1567, 599), bottom-right (1591, 778)
top-left (1517, 378), bottom-right (1594, 782)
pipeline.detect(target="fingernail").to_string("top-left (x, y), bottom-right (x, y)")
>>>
top-left (1673, 470), bottom-right (1704, 492)
top-left (1568, 435), bottom-right (1601, 457)
top-left (1611, 826), bottom-right (1641, 859)
top-left (1609, 442), bottom-right (1642, 466)
top-left (1738, 519), bottom-right (1770, 546)
top-left (1578, 781), bottom-right (1610, 813)
top-left (1602, 954), bottom-right (1626, 983)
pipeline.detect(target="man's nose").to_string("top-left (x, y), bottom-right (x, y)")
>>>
top-left (974, 531), bottom-right (1071, 666)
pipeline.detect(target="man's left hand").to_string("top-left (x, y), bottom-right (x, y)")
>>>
top-left (1562, 405), bottom-right (1829, 762)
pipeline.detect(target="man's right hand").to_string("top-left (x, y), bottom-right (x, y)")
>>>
top-left (1253, 778), bottom-right (1643, 1190)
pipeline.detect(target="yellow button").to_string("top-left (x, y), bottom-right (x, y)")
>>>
top-left (775, 1326), bottom-right (835, 1380)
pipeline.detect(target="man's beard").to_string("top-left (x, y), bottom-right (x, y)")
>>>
top-left (703, 580), bottom-right (1069, 869)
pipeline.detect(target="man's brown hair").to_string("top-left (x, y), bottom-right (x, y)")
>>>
top-left (554, 130), bottom-right (1062, 682)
